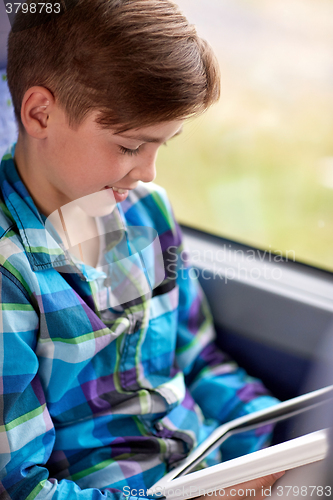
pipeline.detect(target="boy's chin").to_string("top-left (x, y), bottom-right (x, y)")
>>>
top-left (75, 190), bottom-right (117, 218)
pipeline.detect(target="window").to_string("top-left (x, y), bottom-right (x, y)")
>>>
top-left (156, 0), bottom-right (333, 272)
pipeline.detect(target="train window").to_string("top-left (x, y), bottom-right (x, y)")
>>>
top-left (156, 0), bottom-right (333, 272)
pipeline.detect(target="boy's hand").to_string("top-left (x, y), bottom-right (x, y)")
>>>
top-left (193, 471), bottom-right (285, 500)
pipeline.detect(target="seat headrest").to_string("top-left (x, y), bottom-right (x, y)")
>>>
top-left (0, 3), bottom-right (11, 68)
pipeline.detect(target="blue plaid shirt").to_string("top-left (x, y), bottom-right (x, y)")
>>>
top-left (0, 144), bottom-right (278, 499)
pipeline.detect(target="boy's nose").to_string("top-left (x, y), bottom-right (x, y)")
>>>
top-left (133, 153), bottom-right (157, 183)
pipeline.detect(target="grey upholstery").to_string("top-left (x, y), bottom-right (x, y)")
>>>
top-left (0, 2), bottom-right (10, 68)
top-left (0, 4), bottom-right (17, 157)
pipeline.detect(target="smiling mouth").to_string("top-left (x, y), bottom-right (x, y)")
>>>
top-left (103, 186), bottom-right (131, 203)
top-left (104, 186), bottom-right (129, 194)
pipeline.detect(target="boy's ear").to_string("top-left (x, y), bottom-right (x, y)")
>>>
top-left (21, 86), bottom-right (55, 138)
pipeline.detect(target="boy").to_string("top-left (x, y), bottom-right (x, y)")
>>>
top-left (0, 0), bottom-right (283, 498)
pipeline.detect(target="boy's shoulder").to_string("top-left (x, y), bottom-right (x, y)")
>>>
top-left (0, 189), bottom-right (21, 247)
top-left (0, 195), bottom-right (16, 236)
top-left (0, 192), bottom-right (37, 298)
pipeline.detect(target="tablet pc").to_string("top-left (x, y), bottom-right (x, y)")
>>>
top-left (148, 386), bottom-right (333, 500)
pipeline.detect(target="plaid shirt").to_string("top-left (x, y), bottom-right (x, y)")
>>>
top-left (0, 144), bottom-right (278, 499)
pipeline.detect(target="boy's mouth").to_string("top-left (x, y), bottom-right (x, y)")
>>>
top-left (104, 186), bottom-right (129, 203)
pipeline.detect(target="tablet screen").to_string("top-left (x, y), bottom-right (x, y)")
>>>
top-left (177, 394), bottom-right (332, 478)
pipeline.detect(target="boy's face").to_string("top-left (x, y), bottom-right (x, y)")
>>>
top-left (16, 94), bottom-right (184, 217)
top-left (44, 110), bottom-right (183, 214)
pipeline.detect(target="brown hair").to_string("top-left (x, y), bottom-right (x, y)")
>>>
top-left (7, 0), bottom-right (221, 132)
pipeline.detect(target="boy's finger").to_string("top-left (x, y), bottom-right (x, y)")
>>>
top-left (255, 471), bottom-right (286, 498)
top-left (223, 471), bottom-right (286, 499)
top-left (255, 471), bottom-right (286, 489)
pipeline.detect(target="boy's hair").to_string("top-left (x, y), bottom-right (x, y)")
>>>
top-left (7, 0), bottom-right (221, 132)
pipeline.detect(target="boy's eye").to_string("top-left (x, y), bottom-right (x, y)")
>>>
top-left (119, 145), bottom-right (140, 156)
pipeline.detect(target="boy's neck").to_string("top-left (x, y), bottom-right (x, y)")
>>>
top-left (13, 134), bottom-right (101, 268)
top-left (14, 133), bottom-right (70, 217)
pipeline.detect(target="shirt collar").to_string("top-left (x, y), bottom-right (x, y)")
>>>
top-left (0, 143), bottom-right (63, 272)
